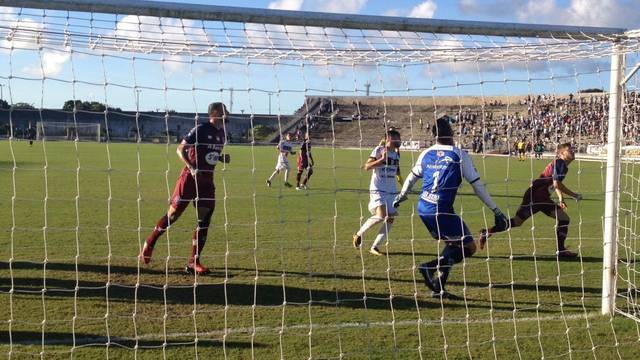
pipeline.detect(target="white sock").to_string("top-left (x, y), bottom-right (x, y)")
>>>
top-left (371, 220), bottom-right (393, 249)
top-left (268, 170), bottom-right (279, 181)
top-left (356, 216), bottom-right (383, 237)
top-left (284, 168), bottom-right (290, 183)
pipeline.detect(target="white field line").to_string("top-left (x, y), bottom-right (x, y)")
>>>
top-left (11, 312), bottom-right (605, 346)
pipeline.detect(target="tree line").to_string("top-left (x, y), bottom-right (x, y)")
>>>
top-left (0, 99), bottom-right (122, 112)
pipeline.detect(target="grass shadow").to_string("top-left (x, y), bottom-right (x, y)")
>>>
top-left (0, 330), bottom-right (259, 348)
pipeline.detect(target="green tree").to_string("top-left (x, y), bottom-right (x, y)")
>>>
top-left (11, 102), bottom-right (35, 109)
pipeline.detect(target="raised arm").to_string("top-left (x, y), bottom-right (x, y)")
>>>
top-left (364, 146), bottom-right (387, 171)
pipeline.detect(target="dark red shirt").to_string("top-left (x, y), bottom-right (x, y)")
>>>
top-left (183, 122), bottom-right (225, 173)
top-left (532, 158), bottom-right (568, 193)
top-left (299, 140), bottom-right (312, 163)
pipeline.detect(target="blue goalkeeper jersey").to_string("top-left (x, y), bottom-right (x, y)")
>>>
top-left (410, 144), bottom-right (481, 215)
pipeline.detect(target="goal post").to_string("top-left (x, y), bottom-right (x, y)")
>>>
top-left (36, 121), bottom-right (101, 142)
top-left (601, 44), bottom-right (625, 316)
top-left (3, 0), bottom-right (640, 358)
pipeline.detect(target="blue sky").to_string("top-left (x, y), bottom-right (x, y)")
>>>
top-left (0, 0), bottom-right (638, 115)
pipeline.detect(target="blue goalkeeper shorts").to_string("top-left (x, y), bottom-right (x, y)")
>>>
top-left (419, 211), bottom-right (474, 245)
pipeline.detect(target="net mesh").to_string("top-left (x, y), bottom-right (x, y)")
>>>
top-left (1, 3), bottom-right (640, 359)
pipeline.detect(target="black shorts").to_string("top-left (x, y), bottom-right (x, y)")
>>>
top-left (515, 187), bottom-right (559, 220)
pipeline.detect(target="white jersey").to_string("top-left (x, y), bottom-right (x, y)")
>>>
top-left (369, 145), bottom-right (400, 196)
top-left (277, 140), bottom-right (293, 164)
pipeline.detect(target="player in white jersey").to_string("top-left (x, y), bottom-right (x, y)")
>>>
top-left (352, 129), bottom-right (403, 256)
top-left (266, 133), bottom-right (295, 188)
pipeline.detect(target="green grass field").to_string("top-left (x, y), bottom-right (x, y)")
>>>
top-left (1, 140), bottom-right (639, 359)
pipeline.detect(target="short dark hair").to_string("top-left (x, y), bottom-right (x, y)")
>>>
top-left (208, 102), bottom-right (226, 115)
top-left (432, 115), bottom-right (453, 140)
top-left (386, 128), bottom-right (401, 139)
top-left (557, 142), bottom-right (572, 151)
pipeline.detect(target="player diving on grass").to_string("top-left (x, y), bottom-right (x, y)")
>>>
top-left (479, 142), bottom-right (582, 258)
top-left (393, 116), bottom-right (508, 298)
top-left (266, 132), bottom-right (295, 188)
top-left (352, 128), bottom-right (403, 256)
top-left (140, 102), bottom-right (231, 275)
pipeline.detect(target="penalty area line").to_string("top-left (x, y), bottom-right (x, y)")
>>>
top-left (17, 311), bottom-right (602, 346)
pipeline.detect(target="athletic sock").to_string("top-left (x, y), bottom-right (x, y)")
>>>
top-left (556, 219), bottom-right (570, 251)
top-left (356, 216), bottom-right (383, 237)
top-left (268, 170), bottom-right (279, 182)
top-left (146, 214), bottom-right (169, 248)
top-left (371, 220), bottom-right (393, 249)
top-left (434, 245), bottom-right (468, 291)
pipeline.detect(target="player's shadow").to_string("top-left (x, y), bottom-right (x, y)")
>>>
top-left (0, 275), bottom-right (573, 314)
top-left (0, 330), bottom-right (258, 348)
top-left (488, 255), bottom-right (602, 263)
top-left (449, 280), bottom-right (602, 295)
top-left (1, 261), bottom-right (169, 275)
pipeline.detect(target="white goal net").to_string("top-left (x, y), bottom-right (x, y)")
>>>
top-left (36, 121), bottom-right (101, 141)
top-left (1, 0), bottom-right (640, 359)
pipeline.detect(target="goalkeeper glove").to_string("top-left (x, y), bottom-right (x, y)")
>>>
top-left (396, 174), bottom-right (404, 185)
top-left (393, 194), bottom-right (408, 208)
top-left (492, 208), bottom-right (510, 232)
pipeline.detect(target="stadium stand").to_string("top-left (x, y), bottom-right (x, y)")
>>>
top-left (0, 108), bottom-right (286, 143)
top-left (294, 91), bottom-right (640, 152)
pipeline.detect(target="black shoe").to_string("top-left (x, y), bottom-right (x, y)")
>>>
top-left (418, 265), bottom-right (437, 292)
top-left (352, 234), bottom-right (362, 249)
top-left (431, 290), bottom-right (459, 300)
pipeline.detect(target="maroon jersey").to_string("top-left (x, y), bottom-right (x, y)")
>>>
top-left (183, 122), bottom-right (226, 173)
top-left (531, 158), bottom-right (569, 193)
top-left (300, 140), bottom-right (311, 161)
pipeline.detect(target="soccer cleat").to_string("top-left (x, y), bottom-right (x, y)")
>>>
top-left (140, 242), bottom-right (153, 265)
top-left (300, 184), bottom-right (308, 190)
top-left (284, 182), bottom-right (293, 188)
top-left (296, 186), bottom-right (301, 190)
top-left (557, 249), bottom-right (578, 259)
top-left (418, 265), bottom-right (437, 292)
top-left (185, 262), bottom-right (210, 275)
top-left (479, 229), bottom-right (491, 250)
top-left (369, 247), bottom-right (384, 256)
top-left (352, 234), bottom-right (362, 249)
top-left (266, 179), bottom-right (272, 187)
top-left (431, 290), bottom-right (459, 300)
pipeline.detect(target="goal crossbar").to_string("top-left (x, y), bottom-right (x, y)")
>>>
top-left (3, 0), bottom-right (628, 40)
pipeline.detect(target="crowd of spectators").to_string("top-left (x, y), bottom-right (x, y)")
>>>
top-left (454, 91), bottom-right (640, 153)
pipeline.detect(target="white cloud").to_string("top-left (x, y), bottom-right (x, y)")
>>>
top-left (409, 1), bottom-right (438, 18)
top-left (382, 9), bottom-right (402, 17)
top-left (384, 1), bottom-right (437, 19)
top-left (305, 0), bottom-right (368, 14)
top-left (268, 0), bottom-right (304, 10)
top-left (458, 0), bottom-right (640, 28)
top-left (22, 49), bottom-right (71, 77)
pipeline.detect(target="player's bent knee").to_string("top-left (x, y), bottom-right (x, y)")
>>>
top-left (464, 242), bottom-right (477, 257)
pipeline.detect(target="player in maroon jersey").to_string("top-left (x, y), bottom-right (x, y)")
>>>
top-left (140, 102), bottom-right (230, 275)
top-left (479, 143), bottom-right (582, 258)
top-left (295, 129), bottom-right (314, 190)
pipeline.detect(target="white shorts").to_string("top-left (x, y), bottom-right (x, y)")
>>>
top-left (275, 161), bottom-right (289, 171)
top-left (368, 193), bottom-right (398, 216)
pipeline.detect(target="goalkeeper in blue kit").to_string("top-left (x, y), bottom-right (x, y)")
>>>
top-left (393, 116), bottom-right (508, 298)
